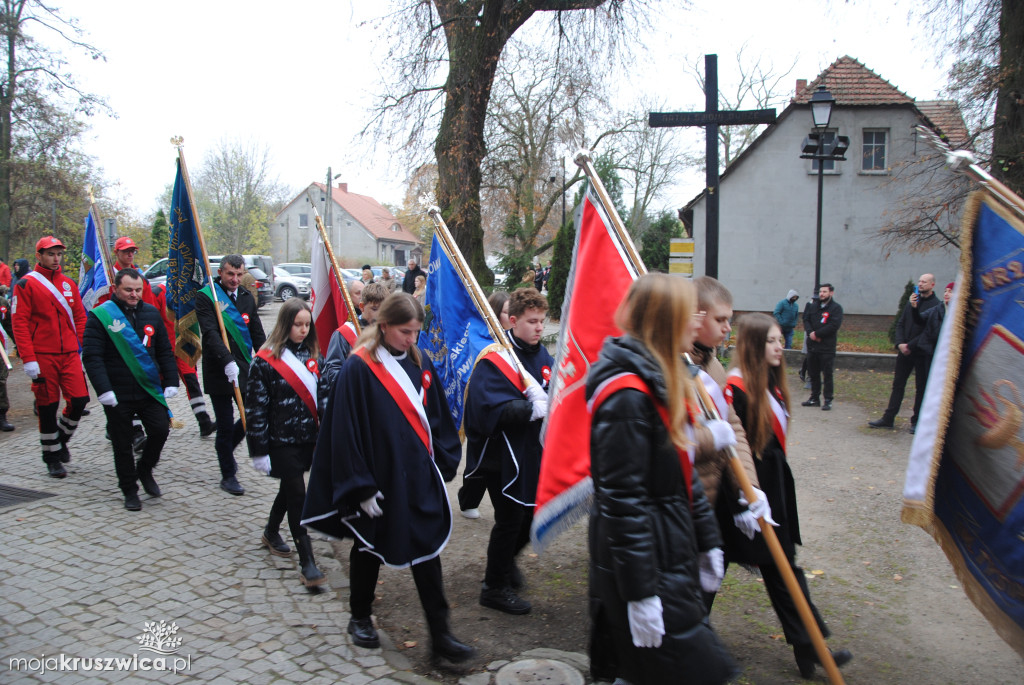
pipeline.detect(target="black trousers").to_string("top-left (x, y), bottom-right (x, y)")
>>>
top-left (483, 469), bottom-right (533, 588)
top-left (807, 350), bottom-right (836, 402)
top-left (103, 397), bottom-right (169, 494)
top-left (882, 352), bottom-right (931, 425)
top-left (349, 548), bottom-right (451, 636)
top-left (457, 474), bottom-right (487, 511)
top-left (210, 393), bottom-right (244, 478)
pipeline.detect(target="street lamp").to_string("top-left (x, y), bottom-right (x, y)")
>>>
top-left (804, 85), bottom-right (834, 294)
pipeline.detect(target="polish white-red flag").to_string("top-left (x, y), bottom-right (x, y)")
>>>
top-left (532, 183), bottom-right (642, 551)
top-left (310, 232), bottom-right (350, 353)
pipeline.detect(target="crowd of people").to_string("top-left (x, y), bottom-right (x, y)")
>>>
top-left (9, 232), bottom-right (968, 682)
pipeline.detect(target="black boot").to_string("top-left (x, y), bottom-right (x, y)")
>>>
top-left (294, 535), bottom-right (326, 587)
top-left (347, 617), bottom-right (380, 648)
top-left (262, 527), bottom-right (291, 557)
top-left (794, 644), bottom-right (853, 679)
top-left (431, 631), bottom-right (476, 664)
top-left (0, 412), bottom-right (13, 431)
top-left (197, 411), bottom-right (216, 437)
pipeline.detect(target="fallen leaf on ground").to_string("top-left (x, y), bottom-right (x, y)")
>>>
top-left (893, 574), bottom-right (903, 581)
top-left (811, 570), bottom-right (825, 575)
top-left (403, 641), bottom-right (417, 648)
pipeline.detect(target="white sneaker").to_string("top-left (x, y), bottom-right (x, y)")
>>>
top-left (461, 508), bottom-right (481, 519)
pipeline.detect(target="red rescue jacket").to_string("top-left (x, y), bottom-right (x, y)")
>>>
top-left (12, 264), bottom-right (87, 362)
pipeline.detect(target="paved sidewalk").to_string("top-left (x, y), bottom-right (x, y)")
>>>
top-left (0, 383), bottom-right (437, 684)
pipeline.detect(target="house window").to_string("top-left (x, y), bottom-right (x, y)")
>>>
top-left (298, 213), bottom-right (309, 228)
top-left (862, 129), bottom-right (887, 172)
top-left (811, 131), bottom-right (838, 172)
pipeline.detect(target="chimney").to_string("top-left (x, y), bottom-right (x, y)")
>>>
top-left (338, 182), bottom-right (348, 193)
top-left (796, 79), bottom-right (807, 98)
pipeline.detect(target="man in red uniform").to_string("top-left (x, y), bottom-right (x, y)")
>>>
top-left (12, 236), bottom-right (89, 477)
top-left (103, 237), bottom-right (214, 437)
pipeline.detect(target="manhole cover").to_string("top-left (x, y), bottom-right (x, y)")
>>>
top-left (495, 658), bottom-right (584, 685)
top-left (0, 484), bottom-right (56, 509)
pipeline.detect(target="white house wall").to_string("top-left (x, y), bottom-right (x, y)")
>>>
top-left (690, 106), bottom-right (961, 315)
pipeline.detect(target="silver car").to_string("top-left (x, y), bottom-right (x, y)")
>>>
top-left (273, 266), bottom-right (311, 301)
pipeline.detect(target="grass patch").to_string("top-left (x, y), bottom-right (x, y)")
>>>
top-left (790, 330), bottom-right (894, 354)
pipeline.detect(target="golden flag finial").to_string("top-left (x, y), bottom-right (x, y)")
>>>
top-left (170, 136), bottom-right (184, 148)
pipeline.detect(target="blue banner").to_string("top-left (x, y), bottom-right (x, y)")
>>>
top-left (903, 191), bottom-right (1024, 655)
top-left (167, 157), bottom-right (208, 365)
top-left (418, 232), bottom-right (498, 430)
top-left (79, 209), bottom-right (109, 310)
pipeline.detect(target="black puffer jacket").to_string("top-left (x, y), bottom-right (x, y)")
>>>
top-left (83, 296), bottom-right (179, 402)
top-left (586, 335), bottom-right (736, 685)
top-left (245, 341), bottom-right (330, 456)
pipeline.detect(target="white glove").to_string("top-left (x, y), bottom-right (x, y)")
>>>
top-left (163, 386), bottom-right (178, 399)
top-left (224, 361), bottom-right (239, 386)
top-left (702, 418), bottom-right (737, 451)
top-left (525, 384), bottom-right (547, 403)
top-left (360, 491), bottom-right (385, 518)
top-left (251, 456), bottom-right (271, 475)
top-left (98, 391), bottom-right (118, 407)
top-left (626, 596), bottom-right (664, 648)
top-left (23, 361), bottom-right (40, 379)
top-left (699, 547), bottom-right (725, 593)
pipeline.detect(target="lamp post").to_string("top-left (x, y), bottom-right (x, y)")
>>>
top-left (807, 85), bottom-right (834, 294)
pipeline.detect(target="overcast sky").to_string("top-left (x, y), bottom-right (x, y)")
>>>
top-left (53, 0), bottom-right (950, 219)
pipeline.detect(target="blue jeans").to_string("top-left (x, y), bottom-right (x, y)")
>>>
top-left (783, 328), bottom-right (794, 349)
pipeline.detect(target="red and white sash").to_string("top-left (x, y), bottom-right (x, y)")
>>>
top-left (337, 320), bottom-right (357, 346)
top-left (24, 271), bottom-right (76, 333)
top-left (256, 349), bottom-right (320, 424)
top-left (698, 368), bottom-right (729, 419)
top-left (481, 348), bottom-right (537, 394)
top-left (587, 372), bottom-right (695, 502)
top-left (354, 346), bottom-right (433, 455)
top-left (726, 369), bottom-right (788, 451)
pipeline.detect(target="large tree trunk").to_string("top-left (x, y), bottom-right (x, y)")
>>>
top-left (432, 0), bottom-right (606, 284)
top-left (992, 0), bottom-right (1024, 196)
top-left (0, 13), bottom-right (17, 263)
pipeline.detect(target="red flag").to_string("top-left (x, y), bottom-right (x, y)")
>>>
top-left (310, 233), bottom-right (350, 353)
top-left (532, 185), bottom-right (641, 550)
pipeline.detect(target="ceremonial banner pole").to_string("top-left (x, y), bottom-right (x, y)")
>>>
top-left (0, 341), bottom-right (11, 370)
top-left (172, 137), bottom-right (246, 430)
top-left (573, 150), bottom-right (646, 275)
top-left (915, 125), bottom-right (1024, 219)
top-left (686, 357), bottom-right (845, 685)
top-left (426, 206), bottom-right (532, 384)
top-left (306, 191), bottom-right (360, 335)
top-left (87, 188), bottom-right (116, 283)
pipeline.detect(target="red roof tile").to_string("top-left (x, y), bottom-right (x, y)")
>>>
top-left (915, 100), bottom-right (970, 147)
top-left (795, 56), bottom-right (913, 106)
top-left (313, 182), bottom-right (420, 244)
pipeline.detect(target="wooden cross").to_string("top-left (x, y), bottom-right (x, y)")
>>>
top-left (649, 54), bottom-right (777, 278)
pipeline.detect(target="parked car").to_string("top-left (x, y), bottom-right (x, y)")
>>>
top-left (245, 267), bottom-right (274, 308)
top-left (142, 257), bottom-right (169, 286)
top-left (278, 262), bottom-right (312, 277)
top-left (273, 266), bottom-right (311, 301)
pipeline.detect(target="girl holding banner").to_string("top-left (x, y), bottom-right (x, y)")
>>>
top-left (245, 299), bottom-right (330, 588)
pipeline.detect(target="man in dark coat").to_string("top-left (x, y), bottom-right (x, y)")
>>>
top-left (463, 288), bottom-right (553, 615)
top-left (83, 269), bottom-right (179, 510)
top-left (869, 273), bottom-right (940, 433)
top-left (401, 258), bottom-right (425, 294)
top-left (195, 254), bottom-right (267, 495)
top-left (801, 283), bottom-right (843, 411)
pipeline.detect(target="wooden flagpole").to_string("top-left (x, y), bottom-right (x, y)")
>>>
top-left (171, 136), bottom-right (246, 430)
top-left (686, 356), bottom-right (845, 685)
top-left (573, 150), bottom-right (647, 276)
top-left (426, 206), bottom-right (534, 386)
top-left (0, 336), bottom-right (11, 370)
top-left (305, 191), bottom-right (360, 335)
top-left (86, 188), bottom-right (116, 283)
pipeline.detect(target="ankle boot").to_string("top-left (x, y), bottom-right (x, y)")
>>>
top-left (427, 607), bottom-right (476, 663)
top-left (262, 527), bottom-right (291, 557)
top-left (794, 644), bottom-right (853, 679)
top-left (0, 412), bottom-right (13, 431)
top-left (294, 535), bottom-right (326, 587)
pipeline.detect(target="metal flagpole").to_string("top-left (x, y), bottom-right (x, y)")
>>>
top-left (306, 191), bottom-right (360, 335)
top-left (426, 206), bottom-right (534, 386)
top-left (686, 355), bottom-right (845, 685)
top-left (915, 125), bottom-right (1024, 219)
top-left (172, 137), bottom-right (247, 430)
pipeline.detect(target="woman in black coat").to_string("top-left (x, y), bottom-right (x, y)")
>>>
top-left (245, 298), bottom-right (330, 587)
top-left (586, 274), bottom-right (737, 685)
top-left (723, 313), bottom-right (852, 679)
